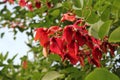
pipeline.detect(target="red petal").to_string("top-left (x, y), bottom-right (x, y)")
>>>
top-left (8, 0), bottom-right (14, 4)
top-left (61, 12), bottom-right (76, 22)
top-left (74, 42), bottom-right (79, 55)
top-left (34, 28), bottom-right (49, 47)
top-left (67, 40), bottom-right (78, 56)
top-left (73, 20), bottom-right (88, 35)
top-left (35, 1), bottom-right (41, 8)
top-left (87, 56), bottom-right (91, 64)
top-left (86, 35), bottom-right (94, 49)
top-left (79, 56), bottom-right (84, 66)
top-left (63, 25), bottom-right (74, 44)
top-left (85, 52), bottom-right (91, 64)
top-left (4, 0), bottom-right (7, 3)
top-left (46, 1), bottom-right (53, 8)
top-left (91, 58), bottom-right (101, 67)
top-left (27, 2), bottom-right (33, 11)
top-left (22, 60), bottom-right (27, 69)
top-left (92, 37), bottom-right (101, 45)
top-left (47, 26), bottom-right (62, 35)
top-left (19, 0), bottom-right (26, 7)
top-left (91, 46), bottom-right (102, 67)
top-left (100, 42), bottom-right (108, 53)
top-left (75, 31), bottom-right (86, 46)
top-left (108, 44), bottom-right (115, 56)
top-left (65, 53), bottom-right (79, 65)
top-left (67, 40), bottom-right (75, 54)
top-left (50, 37), bottom-right (64, 59)
top-left (92, 46), bottom-right (102, 60)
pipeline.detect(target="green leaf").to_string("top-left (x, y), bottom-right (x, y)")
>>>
top-left (49, 54), bottom-right (61, 62)
top-left (89, 20), bottom-right (104, 38)
top-left (63, 1), bottom-right (72, 10)
top-left (83, 0), bottom-right (92, 8)
top-left (29, 23), bottom-right (42, 28)
top-left (82, 9), bottom-right (90, 18)
top-left (42, 71), bottom-right (64, 80)
top-left (0, 32), bottom-right (5, 38)
top-left (50, 9), bottom-right (60, 17)
top-left (75, 10), bottom-right (82, 17)
top-left (85, 68), bottom-right (119, 80)
top-left (26, 12), bottom-right (34, 18)
top-left (98, 20), bottom-right (112, 39)
top-left (0, 54), bottom-right (4, 62)
top-left (101, 7), bottom-right (111, 22)
top-left (11, 54), bottom-right (18, 61)
top-left (109, 27), bottom-right (120, 42)
top-left (32, 72), bottom-right (41, 80)
top-left (113, 0), bottom-right (120, 9)
top-left (111, 9), bottom-right (119, 23)
top-left (13, 6), bottom-right (21, 10)
top-left (72, 0), bottom-right (82, 8)
top-left (62, 67), bottom-right (79, 74)
top-left (86, 11), bottom-right (99, 24)
top-left (4, 52), bottom-right (8, 60)
top-left (93, 0), bottom-right (109, 12)
top-left (117, 47), bottom-right (120, 54)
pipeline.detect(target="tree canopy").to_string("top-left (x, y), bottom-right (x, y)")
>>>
top-left (0, 0), bottom-right (120, 80)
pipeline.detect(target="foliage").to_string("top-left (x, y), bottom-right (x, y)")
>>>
top-left (85, 68), bottom-right (119, 80)
top-left (0, 0), bottom-right (120, 80)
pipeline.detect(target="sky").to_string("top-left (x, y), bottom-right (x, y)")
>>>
top-left (0, 2), bottom-right (33, 64)
top-left (0, 27), bottom-right (30, 64)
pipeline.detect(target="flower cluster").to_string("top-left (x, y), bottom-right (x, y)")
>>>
top-left (10, 21), bottom-right (25, 28)
top-left (5, 0), bottom-right (52, 11)
top-left (35, 13), bottom-right (116, 67)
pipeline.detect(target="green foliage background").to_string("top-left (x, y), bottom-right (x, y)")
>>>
top-left (0, 0), bottom-right (120, 80)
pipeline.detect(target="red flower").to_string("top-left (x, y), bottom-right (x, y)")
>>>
top-left (100, 42), bottom-right (108, 53)
top-left (91, 46), bottom-right (102, 67)
top-left (86, 51), bottom-right (91, 64)
top-left (79, 56), bottom-right (85, 66)
top-left (65, 40), bottom-right (81, 65)
top-left (92, 46), bottom-right (102, 60)
top-left (22, 60), bottom-right (27, 69)
top-left (74, 42), bottom-right (79, 56)
top-left (91, 58), bottom-right (101, 67)
top-left (61, 12), bottom-right (76, 22)
top-left (92, 38), bottom-right (101, 45)
top-left (65, 52), bottom-right (79, 65)
top-left (108, 44), bottom-right (115, 56)
top-left (86, 35), bottom-right (94, 49)
top-left (50, 37), bottom-right (65, 59)
top-left (73, 20), bottom-right (88, 35)
top-left (8, 0), bottom-right (14, 4)
top-left (34, 17), bottom-right (118, 67)
top-left (3, 0), bottom-right (7, 3)
top-left (63, 25), bottom-right (74, 44)
top-left (27, 2), bottom-right (33, 11)
top-left (35, 1), bottom-right (41, 9)
top-left (46, 1), bottom-right (52, 8)
top-left (19, 0), bottom-right (26, 7)
top-left (75, 30), bottom-right (86, 46)
top-left (47, 26), bottom-right (62, 36)
top-left (34, 28), bottom-right (49, 47)
top-left (67, 40), bottom-right (78, 55)
top-left (73, 19), bottom-right (83, 26)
